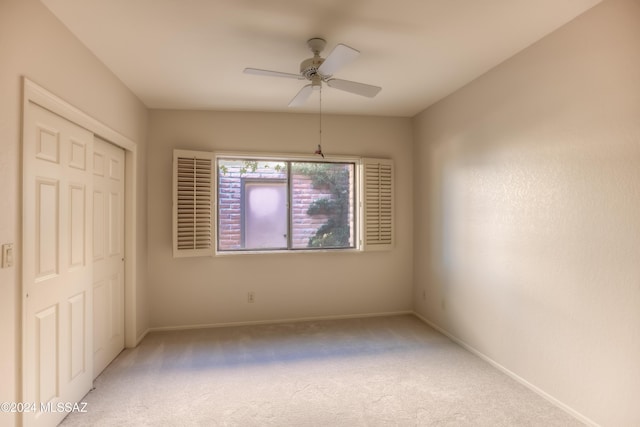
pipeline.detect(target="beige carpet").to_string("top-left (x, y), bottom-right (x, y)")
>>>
top-left (61, 315), bottom-right (583, 426)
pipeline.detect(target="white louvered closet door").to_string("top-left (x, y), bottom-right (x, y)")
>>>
top-left (173, 150), bottom-right (215, 257)
top-left (362, 158), bottom-right (394, 250)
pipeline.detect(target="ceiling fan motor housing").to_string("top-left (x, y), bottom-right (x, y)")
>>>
top-left (300, 57), bottom-right (326, 80)
top-left (300, 37), bottom-right (328, 82)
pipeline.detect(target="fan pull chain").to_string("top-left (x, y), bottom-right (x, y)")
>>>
top-left (315, 86), bottom-right (325, 158)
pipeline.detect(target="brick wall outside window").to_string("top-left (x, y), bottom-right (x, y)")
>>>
top-left (291, 174), bottom-right (332, 248)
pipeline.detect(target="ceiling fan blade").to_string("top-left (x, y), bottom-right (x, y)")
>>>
top-left (244, 68), bottom-right (305, 80)
top-left (317, 44), bottom-right (360, 76)
top-left (326, 78), bottom-right (381, 98)
top-left (288, 84), bottom-right (314, 107)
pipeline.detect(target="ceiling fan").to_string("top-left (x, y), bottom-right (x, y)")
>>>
top-left (243, 38), bottom-right (382, 107)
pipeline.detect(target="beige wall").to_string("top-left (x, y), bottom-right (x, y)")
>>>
top-left (0, 0), bottom-right (148, 424)
top-left (412, 0), bottom-right (640, 425)
top-left (147, 110), bottom-right (413, 328)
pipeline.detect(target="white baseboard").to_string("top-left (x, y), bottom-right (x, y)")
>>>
top-left (148, 310), bottom-right (413, 333)
top-left (411, 312), bottom-right (600, 427)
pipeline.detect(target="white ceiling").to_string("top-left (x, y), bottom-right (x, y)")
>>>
top-left (41, 0), bottom-right (601, 117)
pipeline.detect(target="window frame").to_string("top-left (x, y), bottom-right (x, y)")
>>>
top-left (215, 152), bottom-right (361, 255)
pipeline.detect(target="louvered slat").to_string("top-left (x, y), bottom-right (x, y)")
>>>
top-left (362, 158), bottom-right (393, 250)
top-left (173, 150), bottom-right (214, 257)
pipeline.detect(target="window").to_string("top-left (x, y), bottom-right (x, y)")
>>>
top-left (217, 157), bottom-right (356, 252)
top-left (172, 150), bottom-right (393, 257)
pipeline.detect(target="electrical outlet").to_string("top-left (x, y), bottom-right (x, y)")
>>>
top-left (248, 291), bottom-right (255, 303)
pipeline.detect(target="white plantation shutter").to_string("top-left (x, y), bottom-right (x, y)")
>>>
top-left (173, 150), bottom-right (214, 257)
top-left (362, 158), bottom-right (393, 250)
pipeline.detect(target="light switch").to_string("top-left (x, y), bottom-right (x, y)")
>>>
top-left (2, 244), bottom-right (13, 268)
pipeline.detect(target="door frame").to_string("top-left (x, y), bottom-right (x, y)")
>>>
top-left (21, 77), bottom-right (140, 396)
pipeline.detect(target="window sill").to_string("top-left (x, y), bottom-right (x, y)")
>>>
top-left (214, 248), bottom-right (363, 257)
